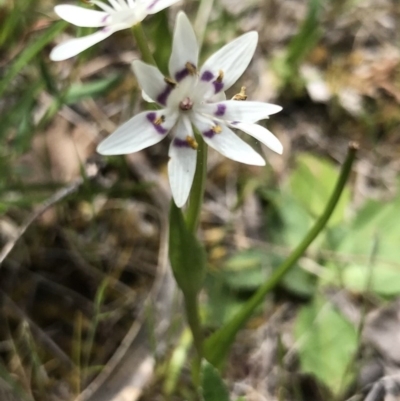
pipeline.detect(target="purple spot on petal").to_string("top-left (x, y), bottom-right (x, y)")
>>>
top-left (175, 68), bottom-right (189, 82)
top-left (146, 112), bottom-right (156, 122)
top-left (215, 104), bottom-right (226, 116)
top-left (147, 0), bottom-right (160, 10)
top-left (101, 14), bottom-right (110, 23)
top-left (156, 85), bottom-right (173, 106)
top-left (213, 80), bottom-right (224, 93)
top-left (154, 125), bottom-right (168, 134)
top-left (102, 26), bottom-right (111, 33)
top-left (173, 138), bottom-right (191, 148)
top-left (201, 70), bottom-right (214, 82)
top-left (146, 112), bottom-right (168, 135)
top-left (203, 129), bottom-right (215, 139)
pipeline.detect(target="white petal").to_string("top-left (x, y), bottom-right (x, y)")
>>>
top-left (54, 5), bottom-right (109, 27)
top-left (168, 116), bottom-right (197, 207)
top-left (209, 91), bottom-right (226, 103)
top-left (199, 100), bottom-right (282, 123)
top-left (97, 110), bottom-right (177, 155)
top-left (192, 115), bottom-right (265, 166)
top-left (146, 0), bottom-right (181, 14)
top-left (132, 60), bottom-right (172, 106)
top-left (232, 122), bottom-right (283, 154)
top-left (108, 0), bottom-right (122, 10)
top-left (168, 12), bottom-right (199, 81)
top-left (199, 32), bottom-right (258, 93)
top-left (50, 29), bottom-right (114, 61)
top-left (141, 90), bottom-right (155, 103)
top-left (116, 0), bottom-right (129, 8)
top-left (91, 1), bottom-right (114, 13)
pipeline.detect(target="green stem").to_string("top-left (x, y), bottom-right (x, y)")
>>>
top-left (204, 142), bottom-right (359, 367)
top-left (131, 23), bottom-right (156, 66)
top-left (186, 134), bottom-right (208, 233)
top-left (183, 134), bottom-right (208, 380)
top-left (183, 291), bottom-right (203, 387)
top-left (183, 291), bottom-right (204, 356)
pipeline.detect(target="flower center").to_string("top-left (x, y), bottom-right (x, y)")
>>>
top-left (179, 97), bottom-right (194, 111)
top-left (110, 6), bottom-right (145, 27)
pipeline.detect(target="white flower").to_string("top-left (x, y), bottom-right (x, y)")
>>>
top-left (97, 12), bottom-right (283, 207)
top-left (50, 0), bottom-right (180, 61)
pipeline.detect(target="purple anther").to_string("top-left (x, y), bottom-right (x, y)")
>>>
top-left (173, 138), bottom-right (191, 148)
top-left (201, 70), bottom-right (214, 82)
top-left (215, 104), bottom-right (226, 116)
top-left (213, 80), bottom-right (224, 93)
top-left (203, 129), bottom-right (215, 139)
top-left (156, 85), bottom-right (173, 106)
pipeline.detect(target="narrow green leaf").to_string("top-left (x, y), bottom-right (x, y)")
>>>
top-left (0, 20), bottom-right (67, 98)
top-left (149, 10), bottom-right (172, 75)
top-left (0, 360), bottom-right (32, 401)
top-left (201, 360), bottom-right (230, 401)
top-left (169, 202), bottom-right (206, 295)
top-left (65, 74), bottom-right (121, 104)
top-left (285, 0), bottom-right (323, 67)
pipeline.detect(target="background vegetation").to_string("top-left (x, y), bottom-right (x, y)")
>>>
top-left (1, 0), bottom-right (400, 400)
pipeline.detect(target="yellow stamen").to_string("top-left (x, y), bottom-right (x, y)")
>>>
top-left (185, 62), bottom-right (197, 75)
top-left (232, 86), bottom-right (247, 101)
top-left (186, 136), bottom-right (198, 149)
top-left (154, 115), bottom-right (165, 125)
top-left (164, 77), bottom-right (177, 86)
top-left (216, 70), bottom-right (224, 82)
top-left (212, 125), bottom-right (222, 134)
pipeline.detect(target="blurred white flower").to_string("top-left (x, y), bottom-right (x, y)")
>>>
top-left (97, 12), bottom-right (283, 207)
top-left (50, 0), bottom-right (180, 61)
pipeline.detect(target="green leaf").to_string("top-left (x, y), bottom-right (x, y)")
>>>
top-left (149, 10), bottom-right (172, 76)
top-left (341, 264), bottom-right (400, 296)
top-left (169, 202), bottom-right (206, 295)
top-left (0, 80), bottom-right (43, 152)
top-left (295, 297), bottom-right (358, 396)
top-left (0, 360), bottom-right (32, 401)
top-left (163, 329), bottom-right (192, 396)
top-left (281, 265), bottom-right (315, 297)
top-left (223, 249), bottom-right (275, 291)
top-left (205, 275), bottom-right (248, 328)
top-left (269, 191), bottom-right (315, 246)
top-left (64, 75), bottom-right (121, 104)
top-left (289, 153), bottom-right (350, 227)
top-left (325, 196), bottom-right (400, 296)
top-left (285, 0), bottom-right (323, 68)
top-left (273, 0), bottom-right (324, 85)
top-left (0, 20), bottom-right (67, 98)
top-left (201, 360), bottom-right (230, 401)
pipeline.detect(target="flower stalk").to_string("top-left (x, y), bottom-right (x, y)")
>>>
top-left (131, 23), bottom-right (157, 66)
top-left (204, 142), bottom-right (359, 367)
top-left (186, 133), bottom-right (208, 233)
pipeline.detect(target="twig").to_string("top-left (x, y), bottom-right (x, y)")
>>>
top-left (1, 291), bottom-right (75, 370)
top-left (0, 163), bottom-right (98, 266)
